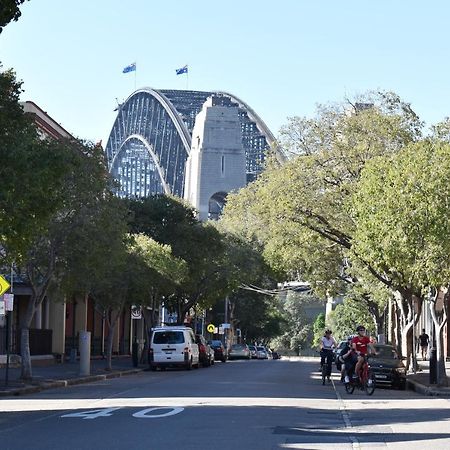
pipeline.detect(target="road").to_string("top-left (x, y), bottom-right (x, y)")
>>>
top-left (0, 357), bottom-right (449, 450)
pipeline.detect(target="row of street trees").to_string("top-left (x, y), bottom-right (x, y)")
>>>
top-left (220, 91), bottom-right (450, 385)
top-left (0, 66), bottom-right (274, 379)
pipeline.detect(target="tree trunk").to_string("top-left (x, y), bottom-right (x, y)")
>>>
top-left (105, 308), bottom-right (121, 371)
top-left (20, 296), bottom-right (37, 381)
top-left (429, 289), bottom-right (448, 387)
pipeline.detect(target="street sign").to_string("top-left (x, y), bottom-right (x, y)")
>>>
top-left (221, 323), bottom-right (231, 329)
top-left (0, 275), bottom-right (10, 296)
top-left (207, 323), bottom-right (215, 333)
top-left (131, 305), bottom-right (142, 320)
top-left (3, 294), bottom-right (13, 311)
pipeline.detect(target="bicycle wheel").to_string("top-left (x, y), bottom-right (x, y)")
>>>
top-left (321, 365), bottom-right (326, 385)
top-left (345, 382), bottom-right (355, 394)
top-left (364, 371), bottom-right (376, 396)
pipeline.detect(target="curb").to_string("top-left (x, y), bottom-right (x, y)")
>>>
top-left (407, 378), bottom-right (450, 397)
top-left (0, 368), bottom-right (144, 397)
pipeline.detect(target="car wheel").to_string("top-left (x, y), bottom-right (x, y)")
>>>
top-left (151, 365), bottom-right (157, 372)
top-left (398, 380), bottom-right (406, 390)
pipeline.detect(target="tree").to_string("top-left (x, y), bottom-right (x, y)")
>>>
top-left (270, 290), bottom-right (315, 355)
top-left (328, 299), bottom-right (375, 342)
top-left (221, 91), bottom-right (423, 360)
top-left (352, 140), bottom-right (450, 383)
top-left (15, 139), bottom-right (111, 380)
top-left (0, 1), bottom-right (28, 33)
top-left (312, 313), bottom-right (326, 349)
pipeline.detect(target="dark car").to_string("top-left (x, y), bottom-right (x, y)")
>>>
top-left (195, 334), bottom-right (215, 367)
top-left (208, 339), bottom-right (227, 362)
top-left (368, 344), bottom-right (407, 389)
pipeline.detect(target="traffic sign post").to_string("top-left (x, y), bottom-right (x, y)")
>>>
top-left (1, 273), bottom-right (12, 388)
top-left (0, 275), bottom-right (11, 296)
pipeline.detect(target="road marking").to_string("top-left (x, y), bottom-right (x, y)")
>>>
top-left (60, 406), bottom-right (184, 420)
top-left (61, 407), bottom-right (123, 419)
top-left (132, 407), bottom-right (184, 418)
top-left (332, 379), bottom-right (361, 450)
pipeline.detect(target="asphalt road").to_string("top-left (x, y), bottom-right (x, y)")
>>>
top-left (0, 357), bottom-right (449, 450)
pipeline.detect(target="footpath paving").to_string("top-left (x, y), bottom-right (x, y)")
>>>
top-left (406, 356), bottom-right (450, 397)
top-left (0, 356), bottom-right (145, 397)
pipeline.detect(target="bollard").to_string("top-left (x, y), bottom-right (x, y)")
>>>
top-left (429, 347), bottom-right (437, 384)
top-left (132, 341), bottom-right (139, 367)
top-left (79, 331), bottom-right (91, 376)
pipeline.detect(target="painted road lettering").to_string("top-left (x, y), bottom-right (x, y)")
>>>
top-left (61, 406), bottom-right (184, 419)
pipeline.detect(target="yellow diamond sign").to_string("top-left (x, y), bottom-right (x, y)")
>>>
top-left (0, 275), bottom-right (10, 296)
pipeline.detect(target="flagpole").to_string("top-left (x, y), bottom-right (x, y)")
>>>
top-left (134, 61), bottom-right (137, 91)
top-left (186, 64), bottom-right (189, 90)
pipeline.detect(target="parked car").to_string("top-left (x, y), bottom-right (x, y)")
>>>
top-left (368, 344), bottom-right (407, 390)
top-left (248, 344), bottom-right (257, 359)
top-left (229, 343), bottom-right (251, 360)
top-left (208, 340), bottom-right (227, 362)
top-left (149, 326), bottom-right (199, 371)
top-left (195, 334), bottom-right (215, 367)
top-left (256, 346), bottom-right (268, 359)
top-left (272, 351), bottom-right (281, 360)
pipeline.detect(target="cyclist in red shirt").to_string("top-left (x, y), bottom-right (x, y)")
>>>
top-left (350, 325), bottom-right (375, 380)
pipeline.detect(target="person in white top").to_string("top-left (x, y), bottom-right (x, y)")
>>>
top-left (320, 329), bottom-right (337, 381)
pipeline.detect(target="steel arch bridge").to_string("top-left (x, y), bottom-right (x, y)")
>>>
top-left (105, 88), bottom-right (278, 198)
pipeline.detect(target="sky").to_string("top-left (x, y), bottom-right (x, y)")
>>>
top-left (2, 0), bottom-right (450, 145)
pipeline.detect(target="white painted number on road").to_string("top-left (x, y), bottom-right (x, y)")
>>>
top-left (61, 407), bottom-right (122, 419)
top-left (61, 406), bottom-right (184, 420)
top-left (132, 407), bottom-right (184, 419)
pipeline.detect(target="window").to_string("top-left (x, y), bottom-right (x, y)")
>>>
top-left (153, 331), bottom-right (185, 344)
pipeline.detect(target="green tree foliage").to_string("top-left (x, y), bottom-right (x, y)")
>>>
top-left (0, 0), bottom-right (28, 33)
top-left (328, 299), bottom-right (375, 342)
top-left (312, 312), bottom-right (326, 349)
top-left (270, 290), bottom-right (316, 355)
top-left (230, 290), bottom-right (284, 344)
top-left (221, 91), bottom-right (424, 360)
top-left (352, 140), bottom-right (450, 383)
top-left (15, 139), bottom-right (113, 379)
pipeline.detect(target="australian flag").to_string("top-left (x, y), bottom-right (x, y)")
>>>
top-left (123, 62), bottom-right (136, 73)
top-left (176, 65), bottom-right (188, 75)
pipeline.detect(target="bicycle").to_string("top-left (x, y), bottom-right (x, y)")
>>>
top-left (345, 355), bottom-right (376, 395)
top-left (319, 349), bottom-right (334, 385)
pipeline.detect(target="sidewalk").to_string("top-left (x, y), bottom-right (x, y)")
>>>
top-left (0, 356), bottom-right (145, 397)
top-left (407, 355), bottom-right (450, 397)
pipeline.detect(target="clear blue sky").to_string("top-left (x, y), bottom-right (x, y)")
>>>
top-left (2, 0), bottom-right (450, 144)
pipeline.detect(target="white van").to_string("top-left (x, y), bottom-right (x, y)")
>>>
top-left (149, 326), bottom-right (200, 371)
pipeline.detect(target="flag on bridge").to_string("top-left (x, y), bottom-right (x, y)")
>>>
top-left (123, 62), bottom-right (136, 73)
top-left (176, 65), bottom-right (188, 75)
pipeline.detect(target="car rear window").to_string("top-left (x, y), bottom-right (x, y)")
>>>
top-left (153, 331), bottom-right (185, 344)
top-left (210, 341), bottom-right (222, 348)
top-left (232, 344), bottom-right (245, 349)
top-left (257, 346), bottom-right (265, 351)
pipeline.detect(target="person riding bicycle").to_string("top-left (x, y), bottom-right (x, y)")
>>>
top-left (346, 325), bottom-right (375, 383)
top-left (320, 329), bottom-right (337, 381)
top-left (338, 335), bottom-right (354, 382)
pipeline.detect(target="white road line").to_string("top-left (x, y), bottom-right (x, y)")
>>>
top-left (332, 379), bottom-right (361, 450)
